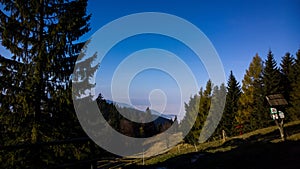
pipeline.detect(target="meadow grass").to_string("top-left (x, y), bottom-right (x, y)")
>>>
top-left (139, 120), bottom-right (300, 166)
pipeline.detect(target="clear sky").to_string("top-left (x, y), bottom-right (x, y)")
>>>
top-left (84, 0), bottom-right (300, 81)
top-left (80, 0), bottom-right (300, 117)
top-left (1, 0), bottom-right (299, 118)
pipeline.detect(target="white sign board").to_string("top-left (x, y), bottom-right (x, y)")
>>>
top-left (270, 108), bottom-right (277, 114)
top-left (278, 111), bottom-right (285, 119)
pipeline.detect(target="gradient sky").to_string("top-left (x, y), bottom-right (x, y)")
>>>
top-left (84, 0), bottom-right (300, 82)
top-left (1, 0), bottom-right (299, 118)
top-left (81, 0), bottom-right (300, 117)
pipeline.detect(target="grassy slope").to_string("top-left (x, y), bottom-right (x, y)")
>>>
top-left (125, 120), bottom-right (300, 169)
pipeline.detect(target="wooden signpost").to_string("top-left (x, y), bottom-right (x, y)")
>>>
top-left (266, 94), bottom-right (288, 141)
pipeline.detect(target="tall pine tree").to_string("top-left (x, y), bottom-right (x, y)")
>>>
top-left (0, 1), bottom-right (99, 168)
top-left (261, 50), bottom-right (284, 127)
top-left (280, 52), bottom-right (295, 103)
top-left (219, 71), bottom-right (241, 137)
top-left (280, 52), bottom-right (295, 121)
top-left (181, 80), bottom-right (212, 144)
top-left (262, 50), bottom-right (283, 96)
top-left (202, 83), bottom-right (226, 142)
top-left (181, 92), bottom-right (200, 144)
top-left (289, 49), bottom-right (300, 120)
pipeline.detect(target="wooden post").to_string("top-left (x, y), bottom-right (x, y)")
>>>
top-left (194, 143), bottom-right (198, 152)
top-left (275, 119), bottom-right (286, 141)
top-left (222, 130), bottom-right (226, 143)
top-left (177, 144), bottom-right (180, 153)
top-left (142, 149), bottom-right (145, 165)
top-left (265, 94), bottom-right (288, 141)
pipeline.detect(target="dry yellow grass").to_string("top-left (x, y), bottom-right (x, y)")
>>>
top-left (140, 120), bottom-right (300, 165)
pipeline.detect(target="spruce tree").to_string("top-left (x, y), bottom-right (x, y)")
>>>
top-left (220, 71), bottom-right (241, 136)
top-left (198, 80), bottom-right (212, 133)
top-left (181, 80), bottom-right (213, 144)
top-left (280, 52), bottom-right (295, 102)
top-left (251, 71), bottom-right (267, 129)
top-left (202, 83), bottom-right (226, 141)
top-left (181, 93), bottom-right (200, 144)
top-left (289, 49), bottom-right (300, 120)
top-left (144, 107), bottom-right (156, 137)
top-left (280, 52), bottom-right (295, 121)
top-left (0, 1), bottom-right (95, 168)
top-left (261, 50), bottom-right (284, 127)
top-left (262, 50), bottom-right (283, 95)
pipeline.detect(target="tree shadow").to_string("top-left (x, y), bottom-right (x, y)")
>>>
top-left (207, 122), bottom-right (300, 151)
top-left (125, 140), bottom-right (300, 169)
top-left (124, 122), bottom-right (300, 169)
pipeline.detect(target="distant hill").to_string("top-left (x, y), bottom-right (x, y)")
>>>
top-left (95, 98), bottom-right (178, 138)
top-left (106, 99), bottom-right (177, 123)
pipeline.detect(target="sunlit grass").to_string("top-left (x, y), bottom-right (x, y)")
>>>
top-left (139, 120), bottom-right (300, 166)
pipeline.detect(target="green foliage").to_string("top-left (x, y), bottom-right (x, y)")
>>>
top-left (143, 107), bottom-right (156, 137)
top-left (178, 48), bottom-right (300, 143)
top-left (260, 50), bottom-right (286, 127)
top-left (263, 50), bottom-right (283, 95)
top-left (0, 0), bottom-right (104, 168)
top-left (280, 52), bottom-right (295, 121)
top-left (181, 48), bottom-right (300, 143)
top-left (237, 54), bottom-right (265, 132)
top-left (181, 93), bottom-right (200, 144)
top-left (202, 83), bottom-right (226, 142)
top-left (288, 49), bottom-right (300, 120)
top-left (280, 52), bottom-right (295, 102)
top-left (200, 80), bottom-right (212, 116)
top-left (96, 94), bottom-right (174, 139)
top-left (218, 71), bottom-right (241, 137)
top-left (181, 80), bottom-right (215, 144)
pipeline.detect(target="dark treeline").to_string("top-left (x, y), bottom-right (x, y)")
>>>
top-left (181, 49), bottom-right (300, 145)
top-left (96, 94), bottom-right (177, 138)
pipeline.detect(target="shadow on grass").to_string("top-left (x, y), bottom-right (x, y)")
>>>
top-left (125, 123), bottom-right (300, 169)
top-left (125, 140), bottom-right (300, 169)
top-left (219, 121), bottom-right (300, 147)
top-left (285, 122), bottom-right (300, 137)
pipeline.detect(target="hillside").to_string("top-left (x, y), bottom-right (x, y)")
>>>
top-left (123, 120), bottom-right (300, 169)
top-left (96, 97), bottom-right (177, 138)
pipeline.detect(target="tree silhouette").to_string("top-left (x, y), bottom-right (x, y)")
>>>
top-left (0, 0), bottom-right (97, 168)
top-left (218, 71), bottom-right (241, 136)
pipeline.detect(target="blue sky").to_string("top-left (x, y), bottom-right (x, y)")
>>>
top-left (1, 0), bottom-right (299, 118)
top-left (84, 0), bottom-right (300, 81)
top-left (81, 0), bottom-right (300, 117)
